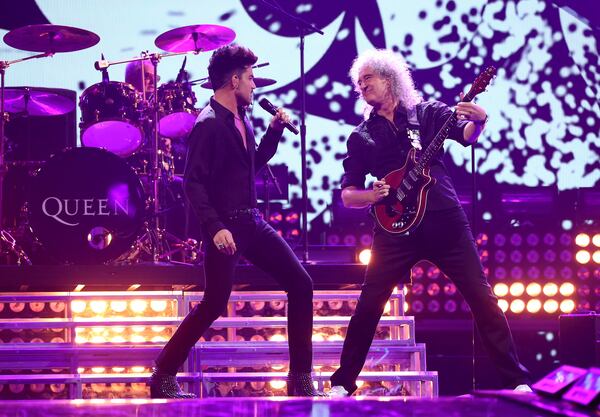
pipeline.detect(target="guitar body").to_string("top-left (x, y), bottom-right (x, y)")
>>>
top-left (374, 148), bottom-right (435, 234)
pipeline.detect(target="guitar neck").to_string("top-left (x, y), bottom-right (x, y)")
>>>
top-left (414, 92), bottom-right (476, 172)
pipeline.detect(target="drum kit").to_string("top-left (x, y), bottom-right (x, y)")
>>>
top-left (0, 22), bottom-right (254, 266)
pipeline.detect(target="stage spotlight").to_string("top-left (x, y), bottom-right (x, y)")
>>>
top-left (575, 233), bottom-right (591, 247)
top-left (71, 300), bottom-right (87, 314)
top-left (560, 299), bottom-right (575, 313)
top-left (269, 333), bottom-right (287, 342)
top-left (494, 283), bottom-right (509, 297)
top-left (269, 380), bottom-right (286, 390)
top-left (110, 336), bottom-right (126, 343)
top-left (493, 233), bottom-right (506, 247)
top-left (427, 300), bottom-right (440, 313)
top-left (110, 301), bottom-right (127, 313)
top-left (510, 299), bottom-right (525, 314)
top-left (494, 266), bottom-right (507, 279)
top-left (510, 266), bottom-right (524, 279)
top-left (559, 282), bottom-right (575, 297)
top-left (150, 300), bottom-right (168, 312)
top-left (543, 283), bottom-right (559, 297)
top-left (593, 250), bottom-right (600, 264)
top-left (526, 299), bottom-right (542, 313)
top-left (526, 233), bottom-right (540, 247)
top-left (312, 333), bottom-right (325, 342)
top-left (543, 299), bottom-right (559, 314)
top-left (358, 249), bottom-right (371, 265)
top-left (343, 234), bottom-right (357, 246)
top-left (509, 282), bottom-right (525, 297)
top-left (91, 367), bottom-right (105, 374)
top-left (90, 300), bottom-right (108, 314)
top-left (444, 300), bottom-right (457, 313)
top-left (426, 283), bottom-right (440, 297)
top-left (411, 300), bottom-right (424, 313)
top-left (526, 283), bottom-right (542, 297)
top-left (90, 336), bottom-right (106, 344)
top-left (575, 250), bottom-right (591, 264)
top-left (131, 366), bottom-right (146, 373)
top-left (593, 234), bottom-right (600, 247)
top-left (130, 300), bottom-right (147, 313)
top-left (544, 249), bottom-right (557, 262)
top-left (497, 299), bottom-right (509, 312)
top-left (131, 335), bottom-right (146, 343)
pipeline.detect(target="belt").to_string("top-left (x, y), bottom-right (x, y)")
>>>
top-left (223, 208), bottom-right (261, 220)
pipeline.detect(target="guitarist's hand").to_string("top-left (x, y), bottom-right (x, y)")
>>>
top-left (456, 92), bottom-right (487, 123)
top-left (372, 179), bottom-right (390, 203)
top-left (213, 229), bottom-right (237, 255)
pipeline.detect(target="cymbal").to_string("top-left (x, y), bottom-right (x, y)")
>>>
top-left (2, 87), bottom-right (75, 116)
top-left (155, 24), bottom-right (235, 53)
top-left (200, 77), bottom-right (276, 90)
top-left (3, 24), bottom-right (100, 53)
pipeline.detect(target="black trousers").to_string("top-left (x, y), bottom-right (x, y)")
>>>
top-left (155, 212), bottom-right (314, 375)
top-left (330, 207), bottom-right (531, 393)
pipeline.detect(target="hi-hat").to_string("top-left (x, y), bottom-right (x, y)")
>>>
top-left (2, 87), bottom-right (75, 116)
top-left (200, 77), bottom-right (277, 90)
top-left (3, 24), bottom-right (100, 53)
top-left (155, 24), bottom-right (236, 53)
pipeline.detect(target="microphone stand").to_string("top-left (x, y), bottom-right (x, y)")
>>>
top-left (258, 0), bottom-right (324, 263)
top-left (262, 163), bottom-right (283, 222)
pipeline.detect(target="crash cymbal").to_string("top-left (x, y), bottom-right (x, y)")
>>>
top-left (200, 77), bottom-right (276, 90)
top-left (155, 24), bottom-right (235, 53)
top-left (3, 24), bottom-right (100, 53)
top-left (2, 87), bottom-right (75, 116)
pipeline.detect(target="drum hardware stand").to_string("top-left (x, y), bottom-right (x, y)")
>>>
top-left (95, 51), bottom-right (199, 264)
top-left (0, 53), bottom-right (53, 265)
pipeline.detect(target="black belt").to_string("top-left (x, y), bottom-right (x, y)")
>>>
top-left (223, 208), bottom-right (261, 220)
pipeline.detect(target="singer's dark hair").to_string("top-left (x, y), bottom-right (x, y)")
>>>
top-left (208, 44), bottom-right (258, 91)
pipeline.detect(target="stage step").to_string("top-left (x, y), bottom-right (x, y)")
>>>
top-left (0, 315), bottom-right (414, 342)
top-left (0, 370), bottom-right (438, 398)
top-left (0, 340), bottom-right (426, 371)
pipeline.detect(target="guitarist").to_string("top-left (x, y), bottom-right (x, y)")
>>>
top-left (329, 49), bottom-right (531, 396)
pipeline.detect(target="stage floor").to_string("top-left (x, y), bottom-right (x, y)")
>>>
top-left (0, 394), bottom-right (584, 417)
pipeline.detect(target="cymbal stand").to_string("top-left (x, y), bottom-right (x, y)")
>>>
top-left (0, 53), bottom-right (52, 265)
top-left (95, 51), bottom-right (198, 264)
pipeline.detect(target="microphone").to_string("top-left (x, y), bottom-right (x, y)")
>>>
top-left (258, 98), bottom-right (299, 135)
top-left (100, 54), bottom-right (109, 83)
top-left (94, 56), bottom-right (110, 70)
top-left (175, 56), bottom-right (187, 83)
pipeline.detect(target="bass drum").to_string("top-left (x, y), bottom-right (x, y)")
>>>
top-left (28, 147), bottom-right (146, 264)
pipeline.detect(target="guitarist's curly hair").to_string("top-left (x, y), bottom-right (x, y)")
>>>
top-left (349, 49), bottom-right (422, 116)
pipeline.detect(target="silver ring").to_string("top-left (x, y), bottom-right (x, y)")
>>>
top-left (217, 244), bottom-right (225, 249)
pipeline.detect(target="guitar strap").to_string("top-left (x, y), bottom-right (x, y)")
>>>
top-left (406, 105), bottom-right (422, 150)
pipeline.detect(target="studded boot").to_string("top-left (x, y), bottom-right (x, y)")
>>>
top-left (287, 371), bottom-right (328, 397)
top-left (149, 368), bottom-right (196, 399)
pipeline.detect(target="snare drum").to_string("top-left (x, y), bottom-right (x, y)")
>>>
top-left (28, 147), bottom-right (146, 264)
top-left (79, 82), bottom-right (144, 157)
top-left (157, 82), bottom-right (197, 139)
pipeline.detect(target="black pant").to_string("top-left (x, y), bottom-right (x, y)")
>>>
top-left (330, 207), bottom-right (531, 393)
top-left (156, 212), bottom-right (314, 375)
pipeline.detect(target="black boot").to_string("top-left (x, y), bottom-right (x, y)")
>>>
top-left (287, 371), bottom-right (328, 397)
top-left (149, 369), bottom-right (196, 399)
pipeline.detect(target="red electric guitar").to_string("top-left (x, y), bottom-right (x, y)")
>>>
top-left (373, 66), bottom-right (497, 234)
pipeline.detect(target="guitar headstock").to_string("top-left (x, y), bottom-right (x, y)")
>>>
top-left (463, 66), bottom-right (496, 102)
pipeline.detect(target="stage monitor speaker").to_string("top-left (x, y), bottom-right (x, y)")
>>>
top-left (559, 313), bottom-right (600, 368)
top-left (532, 364), bottom-right (587, 396)
top-left (563, 367), bottom-right (600, 408)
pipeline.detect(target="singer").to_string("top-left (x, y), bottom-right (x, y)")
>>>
top-left (149, 44), bottom-right (325, 398)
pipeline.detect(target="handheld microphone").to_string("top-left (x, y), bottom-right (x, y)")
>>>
top-left (258, 98), bottom-right (299, 135)
top-left (175, 56), bottom-right (187, 83)
top-left (94, 57), bottom-right (109, 70)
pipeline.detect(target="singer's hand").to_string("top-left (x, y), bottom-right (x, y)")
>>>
top-left (269, 108), bottom-right (291, 132)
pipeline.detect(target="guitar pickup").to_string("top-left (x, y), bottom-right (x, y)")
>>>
top-left (402, 179), bottom-right (412, 190)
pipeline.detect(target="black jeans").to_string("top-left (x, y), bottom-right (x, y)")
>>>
top-left (156, 211), bottom-right (314, 375)
top-left (330, 207), bottom-right (531, 393)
